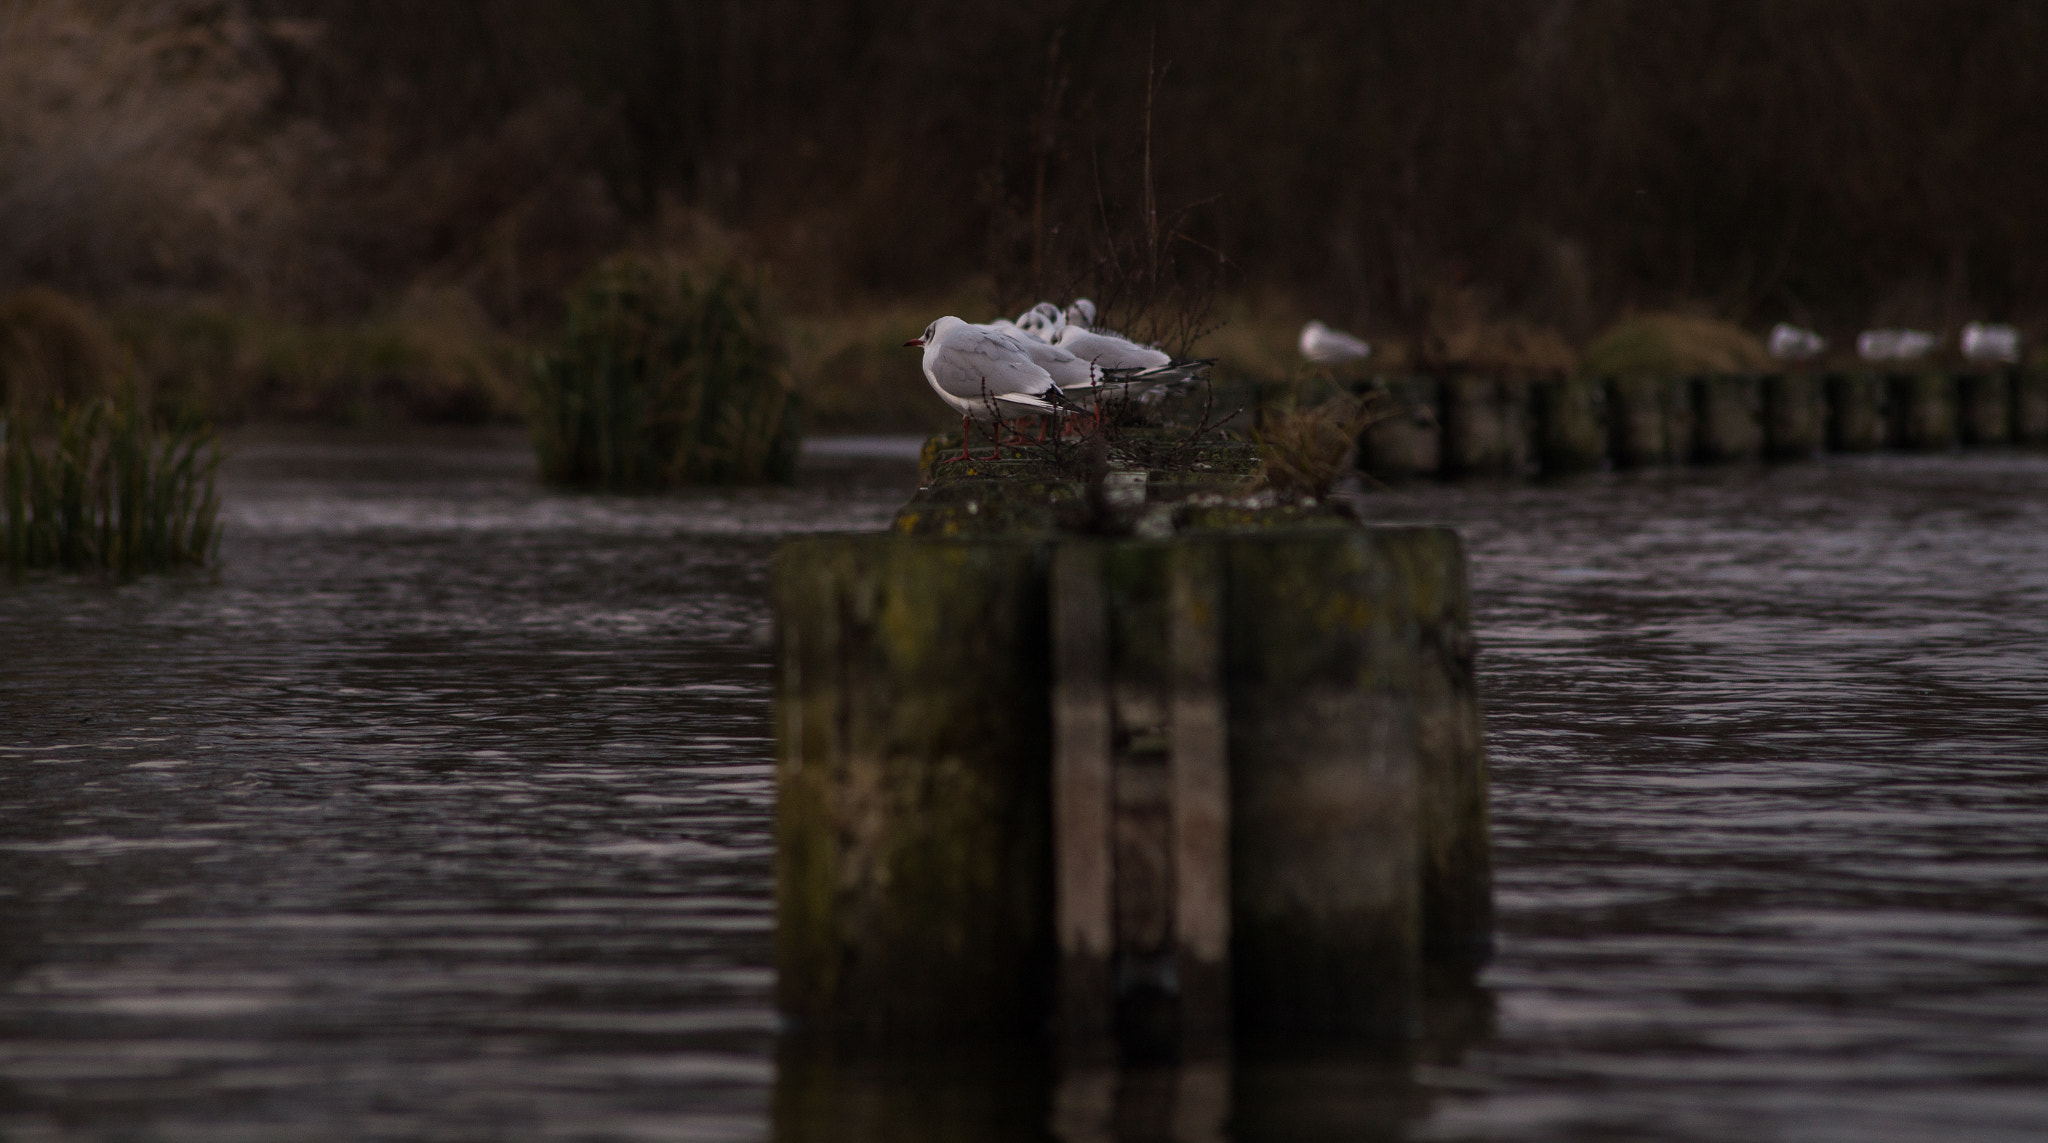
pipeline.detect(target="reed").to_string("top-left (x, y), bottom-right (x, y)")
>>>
top-left (1, 394), bottom-right (222, 576)
top-left (531, 257), bottom-right (801, 490)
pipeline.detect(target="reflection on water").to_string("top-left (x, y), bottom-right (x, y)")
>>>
top-left (2, 434), bottom-right (2046, 1141)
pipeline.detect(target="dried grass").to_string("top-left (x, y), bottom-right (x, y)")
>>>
top-left (1580, 313), bottom-right (1772, 378)
top-left (1254, 391), bottom-right (1392, 500)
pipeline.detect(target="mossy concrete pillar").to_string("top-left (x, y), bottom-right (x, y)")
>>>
top-left (1224, 530), bottom-right (1424, 1049)
top-left (1439, 375), bottom-right (1530, 478)
top-left (1691, 373), bottom-right (1763, 463)
top-left (1534, 376), bottom-right (1606, 476)
top-left (1763, 373), bottom-right (1825, 460)
top-left (1886, 372), bottom-right (1957, 450)
top-left (1357, 376), bottom-right (1441, 480)
top-left (772, 536), bottom-right (1053, 1044)
top-left (1606, 375), bottom-right (1691, 467)
top-left (1957, 372), bottom-right (2012, 446)
top-left (2015, 365), bottom-right (2048, 447)
top-left (1826, 373), bottom-right (1886, 452)
top-left (1384, 530), bottom-right (1492, 972)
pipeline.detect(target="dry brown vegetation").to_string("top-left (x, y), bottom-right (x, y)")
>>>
top-left (2, 1), bottom-right (2045, 429)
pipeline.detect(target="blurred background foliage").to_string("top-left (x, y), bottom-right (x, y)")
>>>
top-left (1, 0), bottom-right (2044, 428)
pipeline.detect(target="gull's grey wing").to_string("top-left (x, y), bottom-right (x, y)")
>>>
top-left (931, 326), bottom-right (1059, 402)
top-left (1053, 327), bottom-right (1172, 371)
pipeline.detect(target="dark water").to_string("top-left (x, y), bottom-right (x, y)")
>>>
top-left (3, 433), bottom-right (2045, 1141)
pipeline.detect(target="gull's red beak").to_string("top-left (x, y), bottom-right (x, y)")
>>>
top-left (903, 337), bottom-right (925, 347)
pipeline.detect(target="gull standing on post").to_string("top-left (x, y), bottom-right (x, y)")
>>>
top-left (906, 316), bottom-right (1078, 461)
top-left (1768, 323), bottom-right (1828, 362)
top-left (1299, 320), bottom-right (1371, 365)
top-left (1015, 302), bottom-right (1066, 343)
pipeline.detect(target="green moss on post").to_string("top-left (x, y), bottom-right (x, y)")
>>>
top-left (1763, 373), bottom-right (1825, 460)
top-left (1223, 530), bottom-right (1423, 1050)
top-left (1957, 372), bottom-right (2012, 445)
top-left (1886, 372), bottom-right (1957, 450)
top-left (1691, 373), bottom-right (1763, 463)
top-left (1534, 377), bottom-right (1605, 476)
top-left (1826, 373), bottom-right (1886, 452)
top-left (773, 536), bottom-right (1054, 1044)
top-left (1382, 529), bottom-right (1492, 973)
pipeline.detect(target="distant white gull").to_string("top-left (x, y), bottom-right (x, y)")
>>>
top-left (1961, 322), bottom-right (2021, 364)
top-left (1768, 323), bottom-right (1828, 362)
top-left (1857, 329), bottom-right (1937, 363)
top-left (1065, 298), bottom-right (1097, 329)
top-left (1299, 320), bottom-right (1371, 364)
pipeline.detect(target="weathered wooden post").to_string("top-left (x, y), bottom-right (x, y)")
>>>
top-left (1691, 373), bottom-right (1764, 463)
top-left (1886, 372), bottom-right (1958, 450)
top-left (1762, 372), bottom-right (1825, 460)
top-left (1825, 372), bottom-right (1887, 452)
top-left (1956, 371), bottom-right (2012, 446)
top-left (773, 524), bottom-right (1494, 1065)
top-left (1224, 531), bottom-right (1421, 1050)
top-left (2016, 364), bottom-right (2048, 447)
top-left (1357, 376), bottom-right (1442, 480)
top-left (1605, 375), bottom-right (1691, 467)
top-left (773, 536), bottom-right (1054, 1043)
top-left (1439, 375), bottom-right (1531, 478)
top-left (1534, 376), bottom-right (1605, 476)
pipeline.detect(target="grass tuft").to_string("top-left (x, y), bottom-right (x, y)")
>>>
top-left (2, 392), bottom-right (222, 577)
top-left (531, 256), bottom-right (801, 489)
top-left (1581, 313), bottom-right (1770, 377)
top-left (1254, 391), bottom-right (1392, 500)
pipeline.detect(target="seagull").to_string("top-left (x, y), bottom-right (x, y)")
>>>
top-left (1962, 322), bottom-right (2021, 364)
top-left (1014, 302), bottom-right (1066, 343)
top-left (1299, 320), bottom-right (1371, 364)
top-left (1768, 323), bottom-right (1828, 361)
top-left (905, 316), bottom-right (1079, 460)
top-left (1857, 329), bottom-right (1937, 363)
top-left (1051, 322), bottom-right (1214, 405)
top-left (1065, 298), bottom-right (1097, 329)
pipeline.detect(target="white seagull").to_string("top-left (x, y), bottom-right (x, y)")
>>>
top-left (1014, 302), bottom-right (1066, 343)
top-left (905, 316), bottom-right (1079, 460)
top-left (1857, 329), bottom-right (1938, 363)
top-left (1051, 322), bottom-right (1213, 404)
top-left (1065, 298), bottom-right (1097, 329)
top-left (1961, 322), bottom-right (2021, 364)
top-left (1768, 323), bottom-right (1828, 362)
top-left (1299, 320), bottom-right (1371, 364)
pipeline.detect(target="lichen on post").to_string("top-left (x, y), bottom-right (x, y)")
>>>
top-left (773, 535), bottom-right (1054, 1044)
top-left (1223, 530), bottom-right (1424, 1050)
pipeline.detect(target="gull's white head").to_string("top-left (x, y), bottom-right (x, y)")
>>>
top-left (1016, 301), bottom-right (1066, 343)
top-left (904, 315), bottom-right (967, 350)
top-left (1066, 298), bottom-right (1097, 329)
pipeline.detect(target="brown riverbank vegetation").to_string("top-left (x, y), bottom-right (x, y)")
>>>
top-left (1, 1), bottom-right (2044, 430)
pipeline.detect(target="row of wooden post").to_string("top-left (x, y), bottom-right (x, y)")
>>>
top-left (771, 528), bottom-right (1492, 1062)
top-left (1361, 368), bottom-right (2048, 479)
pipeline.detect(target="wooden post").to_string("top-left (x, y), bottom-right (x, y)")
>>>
top-left (1534, 376), bottom-right (1605, 476)
top-left (1357, 376), bottom-right (1441, 480)
top-left (1439, 375), bottom-right (1530, 478)
top-left (1385, 529), bottom-right (1493, 972)
top-left (1887, 372), bottom-right (1957, 450)
top-left (1826, 372), bottom-right (1886, 452)
top-left (1053, 544), bottom-right (1116, 1048)
top-left (1606, 375), bottom-right (1689, 467)
top-left (1957, 372), bottom-right (2012, 446)
top-left (1692, 373), bottom-right (1763, 463)
top-left (2016, 364), bottom-right (2048, 447)
top-left (1763, 372), bottom-right (1825, 460)
top-left (773, 536), bottom-right (1053, 1043)
top-left (1224, 531), bottom-right (1422, 1050)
